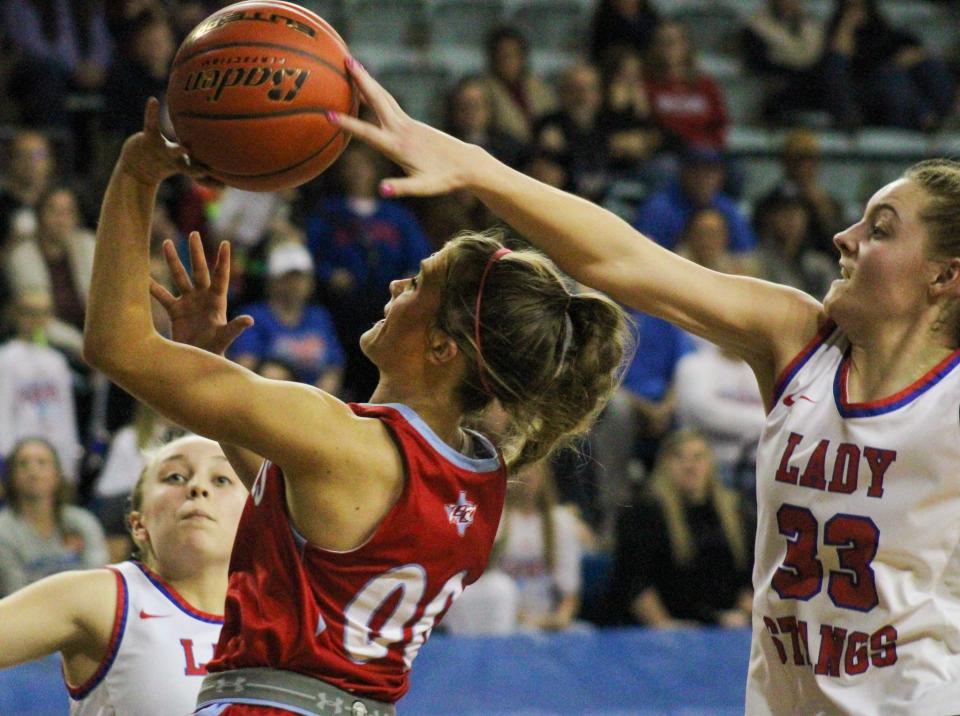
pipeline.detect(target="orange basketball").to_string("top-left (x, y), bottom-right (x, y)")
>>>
top-left (166, 1), bottom-right (357, 192)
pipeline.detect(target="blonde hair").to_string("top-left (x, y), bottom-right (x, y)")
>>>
top-left (902, 159), bottom-right (960, 346)
top-left (126, 434), bottom-right (218, 562)
top-left (437, 230), bottom-right (629, 470)
top-left (647, 430), bottom-right (749, 569)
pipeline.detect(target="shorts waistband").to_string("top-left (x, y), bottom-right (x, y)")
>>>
top-left (197, 668), bottom-right (397, 716)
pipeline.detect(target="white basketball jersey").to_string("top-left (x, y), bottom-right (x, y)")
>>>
top-left (67, 561), bottom-right (223, 716)
top-left (746, 322), bottom-right (960, 715)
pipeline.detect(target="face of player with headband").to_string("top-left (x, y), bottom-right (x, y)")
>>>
top-left (360, 249), bottom-right (456, 374)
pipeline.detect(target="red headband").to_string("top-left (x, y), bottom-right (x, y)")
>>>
top-left (474, 247), bottom-right (512, 395)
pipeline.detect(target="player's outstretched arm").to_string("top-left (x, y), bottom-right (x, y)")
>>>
top-left (333, 61), bottom-right (825, 397)
top-left (83, 100), bottom-right (384, 482)
top-left (0, 569), bottom-right (116, 670)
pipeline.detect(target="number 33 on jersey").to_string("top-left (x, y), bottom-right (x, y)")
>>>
top-left (748, 323), bottom-right (960, 715)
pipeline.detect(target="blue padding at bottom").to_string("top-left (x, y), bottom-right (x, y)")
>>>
top-left (0, 627), bottom-right (750, 715)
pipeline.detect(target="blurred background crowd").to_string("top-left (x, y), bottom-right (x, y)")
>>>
top-left (0, 0), bottom-right (959, 636)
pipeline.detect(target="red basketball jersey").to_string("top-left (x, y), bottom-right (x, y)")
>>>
top-left (206, 403), bottom-right (507, 703)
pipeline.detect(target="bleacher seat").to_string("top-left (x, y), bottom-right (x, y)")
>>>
top-left (298, 0), bottom-right (344, 28)
top-left (854, 128), bottom-right (931, 159)
top-left (719, 75), bottom-right (766, 126)
top-left (376, 62), bottom-right (451, 123)
top-left (663, 2), bottom-right (741, 57)
top-left (431, 0), bottom-right (507, 52)
top-left (511, 0), bottom-right (587, 52)
top-left (342, 0), bottom-right (427, 49)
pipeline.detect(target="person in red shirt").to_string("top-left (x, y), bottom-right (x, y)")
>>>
top-left (643, 20), bottom-right (729, 150)
top-left (82, 99), bottom-right (629, 716)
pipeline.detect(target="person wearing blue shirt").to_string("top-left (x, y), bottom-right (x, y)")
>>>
top-left (633, 147), bottom-right (757, 257)
top-left (229, 241), bottom-right (344, 394)
top-left (307, 143), bottom-right (432, 399)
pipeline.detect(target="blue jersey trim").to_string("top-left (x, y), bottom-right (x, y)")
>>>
top-left (372, 403), bottom-right (502, 473)
top-left (834, 347), bottom-right (960, 417)
top-left (770, 320), bottom-right (837, 410)
top-left (67, 568), bottom-right (129, 700)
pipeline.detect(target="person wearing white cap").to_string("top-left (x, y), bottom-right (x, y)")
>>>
top-left (228, 241), bottom-right (344, 396)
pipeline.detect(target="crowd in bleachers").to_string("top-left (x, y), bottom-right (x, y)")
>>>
top-left (0, 0), bottom-right (958, 634)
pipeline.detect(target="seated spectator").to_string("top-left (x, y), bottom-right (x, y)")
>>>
top-left (0, 130), bottom-right (56, 253)
top-left (479, 25), bottom-right (557, 145)
top-left (3, 0), bottom-right (112, 127)
top-left (634, 147), bottom-right (757, 258)
top-left (497, 460), bottom-right (585, 631)
top-left (307, 143), bottom-right (432, 400)
top-left (753, 184), bottom-right (837, 300)
top-left (444, 75), bottom-right (529, 169)
top-left (674, 345), bottom-right (765, 492)
top-left (0, 438), bottom-right (108, 596)
top-left (0, 291), bottom-right (81, 481)
top-left (96, 7), bottom-right (176, 188)
top-left (675, 206), bottom-right (740, 275)
top-left (643, 20), bottom-right (728, 151)
top-left (597, 46), bottom-right (672, 184)
top-left (534, 62), bottom-right (611, 201)
top-left (228, 241), bottom-right (345, 395)
top-left (608, 430), bottom-right (754, 627)
top-left (742, 0), bottom-right (830, 124)
top-left (4, 185), bottom-right (95, 358)
top-left (824, 0), bottom-right (955, 130)
top-left (445, 459), bottom-right (585, 633)
top-left (754, 128), bottom-right (843, 256)
top-left (591, 310), bottom-right (693, 544)
top-left (90, 402), bottom-right (178, 563)
top-left (589, 0), bottom-right (661, 63)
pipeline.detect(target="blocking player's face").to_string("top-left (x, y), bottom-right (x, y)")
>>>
top-left (825, 178), bottom-right (941, 330)
top-left (130, 437), bottom-right (247, 571)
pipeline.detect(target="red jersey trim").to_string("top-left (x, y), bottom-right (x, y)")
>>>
top-left (65, 567), bottom-right (128, 700)
top-left (770, 319), bottom-right (837, 412)
top-left (834, 345), bottom-right (960, 417)
top-left (133, 561), bottom-right (224, 624)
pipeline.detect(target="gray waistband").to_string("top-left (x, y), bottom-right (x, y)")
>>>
top-left (198, 668), bottom-right (397, 716)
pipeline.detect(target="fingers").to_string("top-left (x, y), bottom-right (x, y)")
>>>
top-left (210, 240), bottom-right (231, 295)
top-left (143, 97), bottom-right (162, 137)
top-left (331, 112), bottom-right (393, 154)
top-left (188, 231), bottom-right (211, 289)
top-left (149, 279), bottom-right (177, 308)
top-left (163, 239), bottom-right (193, 292)
top-left (214, 315), bottom-right (255, 354)
top-left (344, 58), bottom-right (405, 124)
top-left (379, 174), bottom-right (450, 198)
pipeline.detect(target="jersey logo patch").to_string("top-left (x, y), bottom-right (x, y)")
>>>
top-left (445, 491), bottom-right (477, 537)
top-left (139, 609), bottom-right (171, 619)
top-left (783, 392), bottom-right (817, 407)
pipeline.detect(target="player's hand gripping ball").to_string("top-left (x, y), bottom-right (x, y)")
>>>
top-left (166, 1), bottom-right (357, 191)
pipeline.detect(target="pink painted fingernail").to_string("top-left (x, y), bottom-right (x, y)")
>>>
top-left (380, 182), bottom-right (395, 197)
top-left (325, 111), bottom-right (340, 124)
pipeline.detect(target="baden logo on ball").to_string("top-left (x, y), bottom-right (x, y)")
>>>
top-left (166, 0), bottom-right (358, 192)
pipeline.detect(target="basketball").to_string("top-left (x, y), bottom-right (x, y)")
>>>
top-left (166, 1), bottom-right (357, 192)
